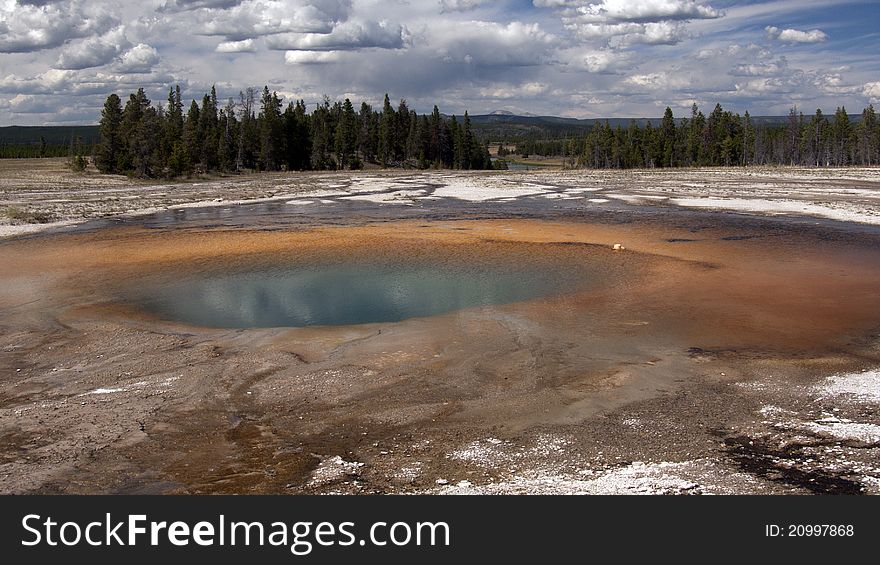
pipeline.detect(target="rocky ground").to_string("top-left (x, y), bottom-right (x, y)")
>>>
top-left (1, 160), bottom-right (879, 495)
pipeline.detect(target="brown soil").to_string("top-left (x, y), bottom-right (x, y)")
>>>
top-left (1, 218), bottom-right (880, 494)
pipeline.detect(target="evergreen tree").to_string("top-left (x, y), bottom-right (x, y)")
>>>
top-left (378, 94), bottom-right (395, 167)
top-left (831, 106), bottom-right (851, 166)
top-left (183, 100), bottom-right (201, 170)
top-left (96, 93), bottom-right (123, 173)
top-left (859, 104), bottom-right (877, 165)
top-left (334, 98), bottom-right (357, 169)
top-left (258, 86), bottom-right (283, 170)
top-left (659, 107), bottom-right (676, 167)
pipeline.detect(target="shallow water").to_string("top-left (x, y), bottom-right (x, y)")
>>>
top-left (134, 260), bottom-right (582, 328)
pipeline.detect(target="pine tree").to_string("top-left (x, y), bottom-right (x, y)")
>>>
top-left (660, 107), bottom-right (676, 167)
top-left (832, 106), bottom-right (851, 166)
top-left (378, 94), bottom-right (395, 167)
top-left (236, 88), bottom-right (257, 171)
top-left (334, 98), bottom-right (357, 169)
top-left (183, 100), bottom-right (201, 171)
top-left (858, 104), bottom-right (876, 165)
top-left (258, 86), bottom-right (283, 171)
top-left (96, 94), bottom-right (123, 173)
top-left (199, 87), bottom-right (219, 170)
top-left (357, 102), bottom-right (374, 162)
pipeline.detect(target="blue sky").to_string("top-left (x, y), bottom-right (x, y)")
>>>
top-left (0, 0), bottom-right (878, 125)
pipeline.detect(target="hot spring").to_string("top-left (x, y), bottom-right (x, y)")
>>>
top-left (132, 259), bottom-right (587, 328)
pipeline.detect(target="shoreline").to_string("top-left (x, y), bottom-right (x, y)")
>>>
top-left (2, 160), bottom-right (880, 240)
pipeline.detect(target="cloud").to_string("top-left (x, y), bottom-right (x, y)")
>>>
top-left (429, 20), bottom-right (557, 67)
top-left (765, 26), bottom-right (828, 44)
top-left (116, 44), bottom-right (161, 73)
top-left (216, 39), bottom-right (257, 53)
top-left (439, 0), bottom-right (489, 12)
top-left (0, 1), bottom-right (116, 53)
top-left (536, 0), bottom-right (721, 23)
top-left (266, 20), bottom-right (409, 51)
top-left (7, 93), bottom-right (58, 113)
top-left (0, 69), bottom-right (74, 95)
top-left (555, 47), bottom-right (630, 73)
top-left (478, 81), bottom-right (549, 99)
top-left (550, 1), bottom-right (718, 45)
top-left (194, 1), bottom-right (349, 40)
top-left (284, 50), bottom-right (341, 64)
top-left (160, 0), bottom-right (245, 11)
top-left (625, 72), bottom-right (688, 89)
top-left (0, 0), bottom-right (875, 126)
top-left (55, 27), bottom-right (129, 70)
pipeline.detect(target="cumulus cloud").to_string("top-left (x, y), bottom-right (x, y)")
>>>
top-left (534, 0), bottom-right (720, 22)
top-left (546, 0), bottom-right (718, 45)
top-left (160, 0), bottom-right (245, 11)
top-left (0, 1), bottom-right (116, 53)
top-left (284, 50), bottom-right (342, 64)
top-left (439, 0), bottom-right (489, 12)
top-left (0, 0), bottom-right (873, 126)
top-left (55, 27), bottom-right (129, 70)
top-left (556, 47), bottom-right (630, 73)
top-left (7, 93), bottom-right (57, 113)
top-left (429, 21), bottom-right (557, 67)
top-left (266, 20), bottom-right (409, 51)
top-left (478, 81), bottom-right (549, 99)
top-left (765, 26), bottom-right (828, 43)
top-left (216, 39), bottom-right (257, 53)
top-left (195, 1), bottom-right (349, 40)
top-left (116, 44), bottom-right (161, 73)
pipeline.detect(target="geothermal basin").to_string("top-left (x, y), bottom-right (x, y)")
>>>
top-left (2, 172), bottom-right (880, 495)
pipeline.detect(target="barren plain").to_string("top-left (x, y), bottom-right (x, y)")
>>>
top-left (1, 159), bottom-right (879, 494)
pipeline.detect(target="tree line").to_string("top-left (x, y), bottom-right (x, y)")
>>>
top-left (96, 86), bottom-right (495, 177)
top-left (572, 103), bottom-right (879, 168)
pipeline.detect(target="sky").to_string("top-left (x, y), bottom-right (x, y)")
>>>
top-left (0, 0), bottom-right (878, 125)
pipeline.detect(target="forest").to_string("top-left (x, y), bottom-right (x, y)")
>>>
top-left (94, 86), bottom-right (494, 178)
top-left (563, 103), bottom-right (879, 168)
top-left (7, 86), bottom-right (878, 174)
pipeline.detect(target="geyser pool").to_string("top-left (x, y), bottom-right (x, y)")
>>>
top-left (134, 260), bottom-right (583, 328)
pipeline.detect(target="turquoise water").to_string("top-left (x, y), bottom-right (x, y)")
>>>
top-left (136, 261), bottom-right (578, 328)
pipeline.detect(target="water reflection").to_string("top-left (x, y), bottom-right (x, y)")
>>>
top-left (135, 261), bottom-right (577, 328)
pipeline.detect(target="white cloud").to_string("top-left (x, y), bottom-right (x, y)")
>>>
top-left (0, 0), bottom-right (874, 126)
top-left (556, 47), bottom-right (630, 73)
top-left (439, 0), bottom-right (489, 12)
top-left (284, 50), bottom-right (341, 64)
top-left (575, 0), bottom-right (721, 23)
top-left (478, 81), bottom-right (549, 99)
top-left (0, 0), bottom-right (116, 53)
top-left (429, 20), bottom-right (557, 66)
top-left (0, 69), bottom-right (74, 95)
top-left (195, 1), bottom-right (348, 40)
top-left (535, 0), bottom-right (721, 23)
top-left (8, 93), bottom-right (58, 113)
top-left (55, 27), bottom-right (129, 70)
top-left (765, 26), bottom-right (828, 44)
top-left (266, 20), bottom-right (409, 51)
top-left (160, 0), bottom-right (245, 11)
top-left (116, 44), bottom-right (160, 73)
top-left (216, 39), bottom-right (257, 53)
